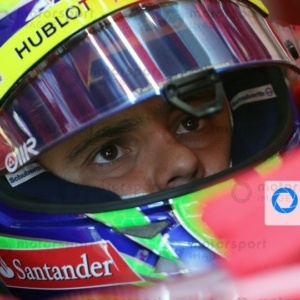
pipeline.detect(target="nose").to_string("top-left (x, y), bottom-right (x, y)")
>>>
top-left (148, 129), bottom-right (204, 191)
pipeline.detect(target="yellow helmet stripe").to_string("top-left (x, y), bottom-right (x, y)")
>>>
top-left (255, 154), bottom-right (282, 176)
top-left (0, 0), bottom-right (139, 103)
top-left (0, 0), bottom-right (270, 103)
top-left (0, 1), bottom-right (23, 12)
top-left (248, 0), bottom-right (269, 15)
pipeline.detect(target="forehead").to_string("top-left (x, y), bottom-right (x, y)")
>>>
top-left (60, 90), bottom-right (222, 145)
top-left (44, 93), bottom-right (230, 153)
top-left (42, 96), bottom-right (163, 151)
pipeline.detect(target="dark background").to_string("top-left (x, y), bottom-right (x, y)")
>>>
top-left (263, 0), bottom-right (300, 24)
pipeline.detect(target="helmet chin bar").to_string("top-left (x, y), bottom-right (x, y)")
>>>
top-left (163, 69), bottom-right (224, 118)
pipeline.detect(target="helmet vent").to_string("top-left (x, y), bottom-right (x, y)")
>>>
top-left (114, 220), bottom-right (170, 239)
top-left (155, 257), bottom-right (184, 274)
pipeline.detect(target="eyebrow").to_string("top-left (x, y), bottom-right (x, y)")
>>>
top-left (65, 116), bottom-right (144, 163)
top-left (64, 91), bottom-right (214, 163)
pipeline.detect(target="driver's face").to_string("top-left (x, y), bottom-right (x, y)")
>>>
top-left (38, 94), bottom-right (232, 198)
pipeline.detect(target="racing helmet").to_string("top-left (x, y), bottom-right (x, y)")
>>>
top-left (0, 0), bottom-right (299, 299)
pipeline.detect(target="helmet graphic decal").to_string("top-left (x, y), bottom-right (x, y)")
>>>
top-left (172, 181), bottom-right (233, 256)
top-left (248, 0), bottom-right (269, 14)
top-left (90, 205), bottom-right (181, 263)
top-left (0, 0), bottom-right (61, 46)
top-left (89, 186), bottom-right (232, 270)
top-left (0, 257), bottom-right (14, 279)
top-left (5, 137), bottom-right (39, 173)
top-left (5, 163), bottom-right (45, 187)
top-left (0, 1), bottom-right (32, 21)
top-left (0, 241), bottom-right (143, 289)
top-left (25, 0), bottom-right (55, 22)
top-left (230, 84), bottom-right (277, 110)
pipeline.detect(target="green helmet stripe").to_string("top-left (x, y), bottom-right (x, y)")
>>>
top-left (124, 255), bottom-right (168, 281)
top-left (91, 208), bottom-right (149, 227)
top-left (172, 180), bottom-right (233, 256)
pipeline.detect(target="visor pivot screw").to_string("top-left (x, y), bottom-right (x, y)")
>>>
top-left (166, 84), bottom-right (178, 97)
top-left (285, 40), bottom-right (299, 60)
top-left (209, 74), bottom-right (217, 82)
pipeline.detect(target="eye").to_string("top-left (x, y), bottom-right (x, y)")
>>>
top-left (176, 116), bottom-right (201, 134)
top-left (94, 144), bottom-right (126, 164)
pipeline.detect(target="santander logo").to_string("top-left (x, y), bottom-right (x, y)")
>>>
top-left (0, 257), bottom-right (14, 279)
top-left (0, 242), bottom-right (142, 289)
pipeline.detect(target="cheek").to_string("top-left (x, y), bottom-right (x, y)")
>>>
top-left (202, 149), bottom-right (230, 177)
top-left (38, 153), bottom-right (71, 180)
top-left (198, 145), bottom-right (231, 177)
top-left (197, 125), bottom-right (232, 176)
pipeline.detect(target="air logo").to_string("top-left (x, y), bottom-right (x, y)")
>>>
top-left (5, 137), bottom-right (39, 173)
